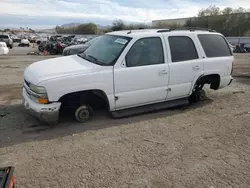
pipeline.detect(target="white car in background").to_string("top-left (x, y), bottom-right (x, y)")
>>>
top-left (0, 42), bottom-right (9, 55)
top-left (19, 39), bottom-right (30, 47)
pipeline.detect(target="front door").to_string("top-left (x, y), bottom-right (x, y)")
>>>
top-left (114, 37), bottom-right (169, 110)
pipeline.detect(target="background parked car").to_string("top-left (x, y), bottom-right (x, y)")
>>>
top-left (0, 42), bottom-right (9, 55)
top-left (18, 39), bottom-right (30, 47)
top-left (11, 36), bottom-right (21, 43)
top-left (234, 43), bottom-right (247, 53)
top-left (28, 36), bottom-right (36, 43)
top-left (62, 36), bottom-right (100, 56)
top-left (36, 37), bottom-right (47, 45)
top-left (38, 41), bottom-right (47, 52)
top-left (244, 44), bottom-right (250, 52)
top-left (0, 34), bottom-right (13, 48)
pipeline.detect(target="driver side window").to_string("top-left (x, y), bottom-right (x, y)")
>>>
top-left (126, 37), bottom-right (164, 67)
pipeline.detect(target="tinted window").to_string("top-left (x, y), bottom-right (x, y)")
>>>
top-left (126, 37), bottom-right (164, 67)
top-left (198, 34), bottom-right (232, 57)
top-left (169, 36), bottom-right (198, 62)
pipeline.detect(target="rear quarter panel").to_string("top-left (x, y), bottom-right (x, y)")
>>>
top-left (194, 33), bottom-right (234, 89)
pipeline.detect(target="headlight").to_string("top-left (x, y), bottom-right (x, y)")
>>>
top-left (29, 84), bottom-right (47, 94)
top-left (28, 84), bottom-right (49, 104)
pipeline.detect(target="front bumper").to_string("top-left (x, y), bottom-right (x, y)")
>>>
top-left (22, 89), bottom-right (61, 124)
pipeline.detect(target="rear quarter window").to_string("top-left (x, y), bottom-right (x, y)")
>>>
top-left (198, 34), bottom-right (232, 57)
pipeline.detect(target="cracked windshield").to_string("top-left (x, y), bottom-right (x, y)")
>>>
top-left (1, 0), bottom-right (250, 187)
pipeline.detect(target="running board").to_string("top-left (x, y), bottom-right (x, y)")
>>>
top-left (111, 98), bottom-right (189, 118)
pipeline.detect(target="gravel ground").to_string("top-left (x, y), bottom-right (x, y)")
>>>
top-left (0, 49), bottom-right (250, 187)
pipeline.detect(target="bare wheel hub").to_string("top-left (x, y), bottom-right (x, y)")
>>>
top-left (75, 105), bottom-right (91, 123)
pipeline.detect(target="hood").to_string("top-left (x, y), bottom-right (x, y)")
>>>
top-left (24, 55), bottom-right (102, 85)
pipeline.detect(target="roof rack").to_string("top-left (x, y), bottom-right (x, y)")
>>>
top-left (157, 27), bottom-right (216, 33)
top-left (157, 29), bottom-right (171, 33)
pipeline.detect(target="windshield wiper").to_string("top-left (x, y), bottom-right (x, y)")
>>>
top-left (77, 53), bottom-right (88, 60)
top-left (86, 55), bottom-right (101, 65)
top-left (78, 53), bottom-right (104, 65)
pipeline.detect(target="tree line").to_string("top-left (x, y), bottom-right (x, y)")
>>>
top-left (55, 6), bottom-right (250, 37)
top-left (154, 6), bottom-right (250, 37)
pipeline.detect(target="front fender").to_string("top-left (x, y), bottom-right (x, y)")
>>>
top-left (39, 70), bottom-right (115, 111)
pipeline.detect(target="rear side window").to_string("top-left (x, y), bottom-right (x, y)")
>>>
top-left (169, 36), bottom-right (198, 62)
top-left (198, 34), bottom-right (232, 57)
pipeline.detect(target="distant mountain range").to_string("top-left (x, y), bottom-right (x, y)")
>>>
top-left (61, 22), bottom-right (110, 29)
top-left (61, 23), bottom-right (81, 28)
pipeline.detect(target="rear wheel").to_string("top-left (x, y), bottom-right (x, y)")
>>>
top-left (188, 89), bottom-right (206, 103)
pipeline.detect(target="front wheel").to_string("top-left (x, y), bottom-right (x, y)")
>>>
top-left (75, 105), bottom-right (92, 123)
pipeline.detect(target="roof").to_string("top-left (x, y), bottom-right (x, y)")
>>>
top-left (107, 28), bottom-right (219, 38)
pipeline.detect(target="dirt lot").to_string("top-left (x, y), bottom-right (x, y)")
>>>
top-left (0, 48), bottom-right (250, 188)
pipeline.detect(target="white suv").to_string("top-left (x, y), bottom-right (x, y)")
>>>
top-left (22, 29), bottom-right (233, 123)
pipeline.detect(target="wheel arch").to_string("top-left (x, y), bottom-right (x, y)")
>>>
top-left (58, 89), bottom-right (111, 111)
top-left (190, 73), bottom-right (221, 94)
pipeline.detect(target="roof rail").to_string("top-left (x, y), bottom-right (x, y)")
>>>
top-left (157, 27), bottom-right (216, 33)
top-left (185, 27), bottom-right (216, 32)
top-left (157, 29), bottom-right (171, 33)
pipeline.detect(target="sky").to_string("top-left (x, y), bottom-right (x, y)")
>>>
top-left (0, 0), bottom-right (250, 29)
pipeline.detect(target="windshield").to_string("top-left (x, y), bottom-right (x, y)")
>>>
top-left (79, 35), bottom-right (131, 66)
top-left (85, 36), bottom-right (100, 46)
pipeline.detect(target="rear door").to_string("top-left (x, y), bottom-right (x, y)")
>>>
top-left (164, 34), bottom-right (203, 100)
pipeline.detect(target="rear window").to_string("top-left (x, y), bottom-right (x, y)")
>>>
top-left (0, 35), bottom-right (8, 39)
top-left (198, 34), bottom-right (232, 57)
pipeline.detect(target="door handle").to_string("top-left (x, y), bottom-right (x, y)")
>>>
top-left (193, 66), bottom-right (200, 71)
top-left (158, 70), bottom-right (168, 75)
